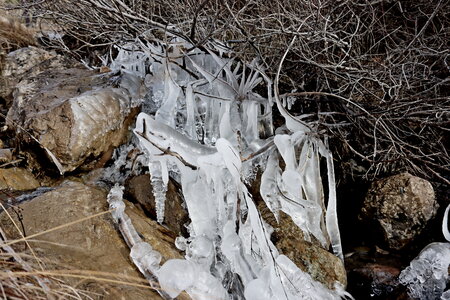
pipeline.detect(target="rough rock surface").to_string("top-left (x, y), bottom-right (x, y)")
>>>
top-left (125, 174), bottom-right (189, 236)
top-left (0, 167), bottom-right (40, 190)
top-left (0, 181), bottom-right (183, 299)
top-left (259, 202), bottom-right (347, 289)
top-left (360, 172), bottom-right (438, 250)
top-left (5, 47), bottom-right (145, 173)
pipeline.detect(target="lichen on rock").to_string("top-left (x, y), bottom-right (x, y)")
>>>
top-left (360, 172), bottom-right (438, 250)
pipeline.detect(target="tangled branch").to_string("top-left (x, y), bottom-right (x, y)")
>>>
top-left (4, 0), bottom-right (449, 184)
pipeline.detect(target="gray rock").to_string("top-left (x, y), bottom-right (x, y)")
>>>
top-left (0, 181), bottom-right (183, 299)
top-left (360, 172), bottom-right (438, 250)
top-left (5, 50), bottom-right (145, 173)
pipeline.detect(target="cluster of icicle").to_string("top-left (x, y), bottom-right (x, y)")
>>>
top-left (107, 37), bottom-right (350, 300)
top-left (399, 204), bottom-right (450, 300)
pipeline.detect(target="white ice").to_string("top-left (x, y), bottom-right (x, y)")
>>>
top-left (108, 36), bottom-right (346, 300)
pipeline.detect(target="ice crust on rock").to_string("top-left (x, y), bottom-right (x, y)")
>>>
top-left (399, 204), bottom-right (450, 300)
top-left (108, 37), bottom-right (348, 299)
top-left (399, 243), bottom-right (450, 299)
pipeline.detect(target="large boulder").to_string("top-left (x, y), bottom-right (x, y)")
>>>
top-left (5, 48), bottom-right (145, 173)
top-left (0, 180), bottom-right (183, 299)
top-left (360, 172), bottom-right (438, 250)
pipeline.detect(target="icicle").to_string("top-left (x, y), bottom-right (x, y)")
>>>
top-left (260, 150), bottom-right (282, 220)
top-left (221, 220), bottom-right (258, 285)
top-left (244, 102), bottom-right (259, 142)
top-left (443, 204), bottom-right (450, 242)
top-left (111, 37), bottom-right (347, 300)
top-left (322, 146), bottom-right (343, 261)
top-left (155, 70), bottom-right (181, 128)
top-left (185, 83), bottom-right (197, 139)
top-left (130, 241), bottom-right (162, 275)
top-left (274, 134), bottom-right (297, 170)
top-left (158, 259), bottom-right (228, 300)
top-left (107, 185), bottom-right (169, 299)
top-left (148, 160), bottom-right (168, 224)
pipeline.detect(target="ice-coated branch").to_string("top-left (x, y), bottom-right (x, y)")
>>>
top-left (107, 185), bottom-right (171, 299)
top-left (443, 204), bottom-right (450, 242)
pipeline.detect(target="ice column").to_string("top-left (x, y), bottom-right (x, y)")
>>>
top-left (148, 160), bottom-right (168, 224)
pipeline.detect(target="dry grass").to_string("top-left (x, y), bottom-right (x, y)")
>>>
top-left (0, 205), bottom-right (162, 300)
top-left (0, 13), bottom-right (36, 79)
top-left (0, 249), bottom-right (163, 299)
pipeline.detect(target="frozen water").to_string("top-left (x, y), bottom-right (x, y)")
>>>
top-left (399, 243), bottom-right (450, 299)
top-left (108, 36), bottom-right (346, 299)
top-left (399, 205), bottom-right (450, 299)
top-left (148, 160), bottom-right (167, 224)
top-left (158, 259), bottom-right (228, 300)
top-left (130, 242), bottom-right (161, 274)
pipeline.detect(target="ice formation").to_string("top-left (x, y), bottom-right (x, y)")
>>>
top-left (399, 204), bottom-right (450, 300)
top-left (106, 185), bottom-right (169, 298)
top-left (399, 242), bottom-right (450, 299)
top-left (108, 37), bottom-right (349, 299)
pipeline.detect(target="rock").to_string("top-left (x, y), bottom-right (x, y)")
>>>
top-left (345, 247), bottom-right (410, 299)
top-left (5, 51), bottom-right (145, 173)
top-left (259, 201), bottom-right (347, 289)
top-left (271, 211), bottom-right (347, 289)
top-left (0, 167), bottom-right (40, 190)
top-left (0, 181), bottom-right (183, 299)
top-left (360, 173), bottom-right (438, 250)
top-left (252, 173), bottom-right (347, 290)
top-left (125, 174), bottom-right (189, 237)
top-left (0, 148), bottom-right (12, 163)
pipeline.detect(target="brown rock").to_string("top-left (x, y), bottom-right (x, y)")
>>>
top-left (272, 211), bottom-right (347, 289)
top-left (252, 172), bottom-right (347, 290)
top-left (126, 174), bottom-right (189, 237)
top-left (5, 53), bottom-right (145, 173)
top-left (0, 148), bottom-right (13, 163)
top-left (360, 172), bottom-right (438, 250)
top-left (0, 181), bottom-right (183, 299)
top-left (0, 167), bottom-right (40, 190)
top-left (259, 201), bottom-right (347, 289)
